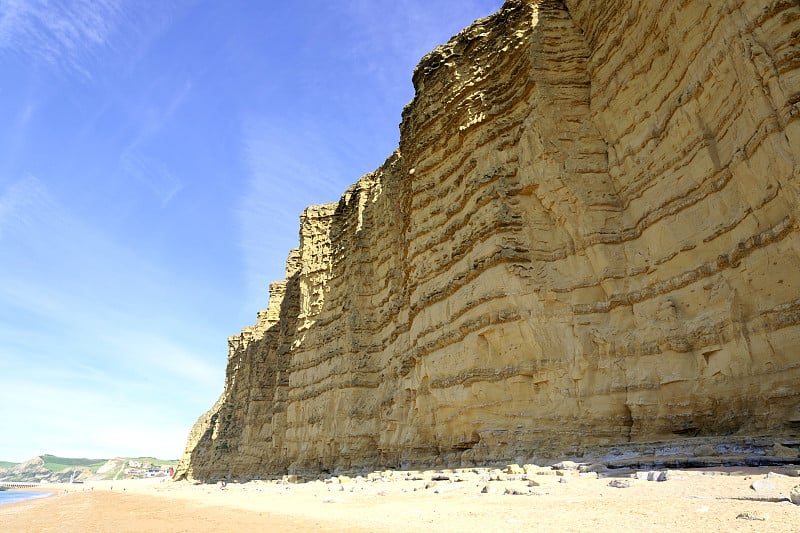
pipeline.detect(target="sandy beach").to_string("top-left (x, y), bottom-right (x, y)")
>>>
top-left (2, 466), bottom-right (799, 532)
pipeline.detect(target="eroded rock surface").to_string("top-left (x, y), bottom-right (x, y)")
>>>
top-left (176, 0), bottom-right (800, 481)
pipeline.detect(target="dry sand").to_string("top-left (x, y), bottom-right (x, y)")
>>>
top-left (1, 466), bottom-right (799, 532)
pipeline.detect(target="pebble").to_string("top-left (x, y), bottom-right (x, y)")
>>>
top-left (790, 484), bottom-right (800, 505)
top-left (636, 471), bottom-right (668, 482)
top-left (607, 479), bottom-right (632, 488)
top-left (736, 511), bottom-right (768, 521)
top-left (749, 479), bottom-right (776, 493)
top-left (481, 484), bottom-right (497, 495)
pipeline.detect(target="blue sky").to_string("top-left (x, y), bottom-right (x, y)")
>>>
top-left (0, 0), bottom-right (503, 462)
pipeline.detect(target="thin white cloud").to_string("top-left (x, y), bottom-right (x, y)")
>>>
top-left (0, 174), bottom-right (58, 240)
top-left (118, 79), bottom-right (192, 206)
top-left (234, 2), bottom-right (504, 307)
top-left (237, 118), bottom-right (346, 306)
top-left (0, 0), bottom-right (123, 79)
top-left (340, 0), bottom-right (504, 94)
top-left (121, 147), bottom-right (184, 206)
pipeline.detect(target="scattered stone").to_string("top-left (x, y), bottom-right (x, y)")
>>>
top-left (481, 485), bottom-right (497, 495)
top-left (579, 463), bottom-right (607, 473)
top-left (790, 485), bottom-right (800, 505)
top-left (733, 496), bottom-right (789, 503)
top-left (327, 484), bottom-right (345, 492)
top-left (322, 497), bottom-right (343, 504)
top-left (579, 472), bottom-right (599, 479)
top-left (528, 480), bottom-right (541, 487)
top-left (558, 478), bottom-right (569, 484)
top-left (504, 488), bottom-right (528, 495)
top-left (736, 511), bottom-right (768, 521)
top-left (433, 484), bottom-right (459, 494)
top-left (650, 471), bottom-right (668, 482)
top-left (506, 464), bottom-right (524, 475)
top-left (608, 480), bottom-right (632, 488)
top-left (750, 479), bottom-right (776, 493)
top-left (431, 475), bottom-right (450, 481)
top-left (553, 461), bottom-right (580, 471)
top-left (522, 464), bottom-right (541, 475)
top-left (635, 471), bottom-right (667, 481)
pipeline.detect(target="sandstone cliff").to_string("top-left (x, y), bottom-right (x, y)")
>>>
top-left (176, 0), bottom-right (800, 480)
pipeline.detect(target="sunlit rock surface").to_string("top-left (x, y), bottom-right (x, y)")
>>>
top-left (176, 0), bottom-right (800, 481)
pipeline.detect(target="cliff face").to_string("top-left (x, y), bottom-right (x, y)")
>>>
top-left (176, 0), bottom-right (800, 480)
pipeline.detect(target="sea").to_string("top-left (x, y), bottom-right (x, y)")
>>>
top-left (0, 490), bottom-right (52, 506)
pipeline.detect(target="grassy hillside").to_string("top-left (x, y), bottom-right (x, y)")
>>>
top-left (0, 455), bottom-right (179, 483)
top-left (41, 454), bottom-right (107, 473)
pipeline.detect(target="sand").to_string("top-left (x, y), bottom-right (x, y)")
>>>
top-left (1, 466), bottom-right (798, 532)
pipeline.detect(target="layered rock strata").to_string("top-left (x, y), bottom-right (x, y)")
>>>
top-left (176, 0), bottom-right (800, 480)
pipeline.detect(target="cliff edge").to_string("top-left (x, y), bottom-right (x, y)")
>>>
top-left (176, 0), bottom-right (800, 480)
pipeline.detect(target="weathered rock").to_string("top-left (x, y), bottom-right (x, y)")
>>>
top-left (736, 511), bottom-right (768, 522)
top-left (750, 479), bottom-right (777, 492)
top-left (175, 0), bottom-right (800, 481)
top-left (553, 461), bottom-right (580, 471)
top-left (506, 464), bottom-right (525, 475)
top-left (480, 484), bottom-right (497, 495)
top-left (772, 444), bottom-right (799, 458)
top-left (790, 485), bottom-right (800, 505)
top-left (636, 471), bottom-right (668, 482)
top-left (608, 480), bottom-right (632, 489)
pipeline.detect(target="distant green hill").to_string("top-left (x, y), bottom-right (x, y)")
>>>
top-left (40, 454), bottom-right (107, 473)
top-left (0, 455), bottom-right (179, 483)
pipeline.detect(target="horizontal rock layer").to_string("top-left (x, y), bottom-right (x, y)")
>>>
top-left (176, 0), bottom-right (800, 480)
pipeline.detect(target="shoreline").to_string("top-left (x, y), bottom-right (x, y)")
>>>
top-left (1, 465), bottom-right (799, 531)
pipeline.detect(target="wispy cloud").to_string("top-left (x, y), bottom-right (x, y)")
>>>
top-left (234, 1), bottom-right (503, 306)
top-left (118, 78), bottom-right (192, 206)
top-left (121, 147), bottom-right (183, 206)
top-left (0, 0), bottom-right (124, 79)
top-left (340, 0), bottom-right (503, 94)
top-left (0, 174), bottom-right (51, 239)
top-left (237, 118), bottom-right (346, 306)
